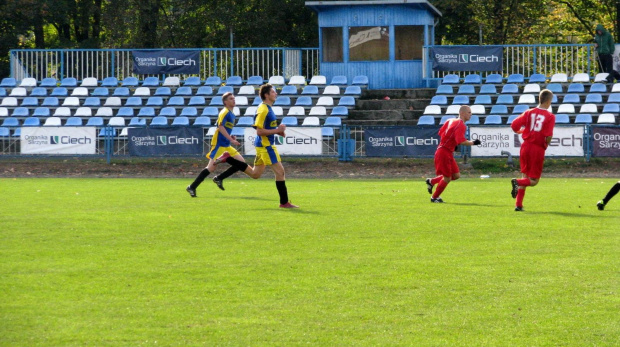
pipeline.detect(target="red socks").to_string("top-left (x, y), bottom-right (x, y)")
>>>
top-left (430, 176), bottom-right (443, 185)
top-left (516, 178), bottom-right (531, 187)
top-left (432, 179), bottom-right (449, 199)
top-left (516, 188), bottom-right (526, 208)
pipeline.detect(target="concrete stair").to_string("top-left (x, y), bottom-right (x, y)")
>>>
top-left (345, 88), bottom-right (434, 126)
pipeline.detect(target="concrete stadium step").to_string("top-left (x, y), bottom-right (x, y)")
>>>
top-left (361, 88), bottom-right (435, 100)
top-left (347, 109), bottom-right (422, 121)
top-left (355, 99), bottom-right (429, 111)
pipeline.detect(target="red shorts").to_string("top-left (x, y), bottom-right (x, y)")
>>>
top-left (434, 148), bottom-right (459, 177)
top-left (519, 143), bottom-right (546, 179)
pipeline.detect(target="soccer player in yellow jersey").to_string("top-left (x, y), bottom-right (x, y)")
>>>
top-left (215, 84), bottom-right (299, 208)
top-left (186, 92), bottom-right (246, 197)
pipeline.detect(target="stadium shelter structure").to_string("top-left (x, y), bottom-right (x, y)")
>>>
top-left (306, 0), bottom-right (441, 90)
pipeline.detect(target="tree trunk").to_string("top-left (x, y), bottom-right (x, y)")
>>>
top-left (138, 0), bottom-right (160, 48)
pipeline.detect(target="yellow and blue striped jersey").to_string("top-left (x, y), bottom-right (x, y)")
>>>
top-left (211, 108), bottom-right (236, 147)
top-left (253, 103), bottom-right (278, 147)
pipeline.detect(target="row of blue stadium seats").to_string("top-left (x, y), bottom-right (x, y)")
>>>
top-left (0, 85), bottom-right (363, 98)
top-left (440, 72), bottom-right (607, 85)
top-left (436, 83), bottom-right (620, 95)
top-left (425, 103), bottom-right (619, 115)
top-left (419, 114), bottom-right (617, 126)
top-left (430, 93), bottom-right (620, 106)
top-left (0, 75), bottom-right (370, 89)
top-left (0, 105), bottom-right (350, 118)
top-left (0, 95), bottom-right (355, 109)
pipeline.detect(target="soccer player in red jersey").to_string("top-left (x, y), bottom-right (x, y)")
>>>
top-left (510, 89), bottom-right (555, 211)
top-left (425, 105), bottom-right (481, 203)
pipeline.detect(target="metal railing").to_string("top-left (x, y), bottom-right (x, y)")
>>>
top-left (9, 48), bottom-right (320, 83)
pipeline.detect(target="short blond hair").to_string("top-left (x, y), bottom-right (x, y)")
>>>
top-left (539, 89), bottom-right (553, 104)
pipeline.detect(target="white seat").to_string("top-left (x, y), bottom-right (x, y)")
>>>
top-left (579, 104), bottom-right (598, 113)
top-left (53, 107), bottom-right (72, 117)
top-left (62, 97), bottom-right (81, 106)
top-left (572, 73), bottom-right (590, 83)
top-left (597, 113), bottom-right (616, 124)
top-left (309, 106), bottom-right (326, 116)
top-left (9, 88), bottom-right (27, 97)
top-left (104, 97), bottom-right (122, 107)
top-left (235, 96), bottom-right (248, 106)
top-left (612, 83), bottom-right (620, 93)
top-left (80, 77), bottom-right (98, 87)
top-left (423, 105), bottom-right (441, 115)
top-left (470, 105), bottom-right (486, 115)
top-left (19, 78), bottom-right (37, 88)
top-left (119, 128), bottom-right (129, 137)
top-left (272, 106), bottom-right (283, 116)
top-left (238, 86), bottom-right (255, 95)
top-left (95, 107), bottom-right (114, 117)
top-left (302, 116), bottom-right (320, 126)
top-left (71, 87), bottom-right (89, 96)
top-left (43, 116), bottom-right (62, 126)
top-left (108, 116), bottom-right (126, 126)
top-left (163, 77), bottom-right (180, 87)
top-left (1, 97), bottom-right (18, 106)
top-left (288, 75), bottom-right (306, 85)
top-left (523, 84), bottom-right (540, 93)
top-left (445, 105), bottom-right (461, 114)
top-left (316, 96), bottom-right (334, 106)
top-left (518, 94), bottom-right (536, 104)
top-left (268, 75), bottom-right (285, 85)
top-left (134, 87), bottom-right (150, 96)
top-left (309, 75), bottom-right (326, 85)
top-left (595, 73), bottom-right (610, 83)
top-left (557, 104), bottom-right (575, 113)
top-left (0, 107), bottom-right (8, 117)
top-left (75, 107), bottom-right (92, 117)
top-left (244, 106), bottom-right (257, 116)
top-left (323, 86), bottom-right (340, 95)
top-left (287, 106), bottom-right (305, 116)
top-left (206, 127), bottom-right (217, 136)
top-left (233, 107), bottom-right (241, 116)
top-left (550, 73), bottom-right (568, 83)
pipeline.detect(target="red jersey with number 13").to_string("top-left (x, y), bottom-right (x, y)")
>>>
top-left (511, 107), bottom-right (555, 148)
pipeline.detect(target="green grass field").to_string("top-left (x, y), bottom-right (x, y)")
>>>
top-left (1, 177), bottom-right (619, 346)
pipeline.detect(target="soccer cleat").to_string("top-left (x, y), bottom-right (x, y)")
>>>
top-left (425, 178), bottom-right (433, 195)
top-left (430, 197), bottom-right (444, 203)
top-left (514, 206), bottom-right (524, 212)
top-left (597, 200), bottom-right (606, 211)
top-left (214, 152), bottom-right (231, 165)
top-left (186, 185), bottom-right (197, 198)
top-left (511, 178), bottom-right (519, 199)
top-left (279, 202), bottom-right (299, 208)
top-left (213, 177), bottom-right (225, 191)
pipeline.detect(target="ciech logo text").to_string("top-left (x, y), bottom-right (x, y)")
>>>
top-left (459, 54), bottom-right (499, 63)
top-left (156, 136), bottom-right (199, 146)
top-left (275, 135), bottom-right (318, 145)
top-left (50, 135), bottom-right (92, 145)
top-left (395, 136), bottom-right (438, 146)
top-left (157, 57), bottom-right (197, 66)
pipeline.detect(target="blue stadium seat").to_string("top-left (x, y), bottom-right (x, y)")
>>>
top-left (474, 95), bottom-right (492, 105)
top-left (150, 116), bottom-right (168, 126)
top-left (30, 87), bottom-right (47, 97)
top-left (225, 76), bottom-right (243, 86)
top-left (507, 115), bottom-right (518, 124)
top-left (439, 115), bottom-right (455, 125)
top-left (417, 116), bottom-right (435, 125)
top-left (113, 87), bottom-right (130, 97)
top-left (330, 75), bottom-right (348, 85)
top-left (442, 74), bottom-right (459, 84)
top-left (171, 116), bottom-right (190, 126)
top-left (464, 74), bottom-right (481, 84)
top-left (196, 86), bottom-right (213, 96)
top-left (603, 103), bottom-right (620, 113)
top-left (101, 77), bottom-right (118, 87)
top-left (92, 87), bottom-right (109, 97)
top-left (83, 97), bottom-right (100, 107)
top-left (137, 107), bottom-right (155, 117)
top-left (344, 86), bottom-right (362, 96)
top-left (528, 74), bottom-right (546, 83)
top-left (12, 107), bottom-right (30, 117)
top-left (142, 77), bottom-right (160, 87)
top-left (585, 93), bottom-right (603, 103)
top-left (40, 78), bottom-right (58, 88)
top-left (555, 114), bottom-right (570, 124)
top-left (117, 107), bottom-right (134, 117)
top-left (59, 77), bottom-right (77, 87)
top-left (42, 97), bottom-right (59, 107)
top-left (246, 76), bottom-right (264, 86)
top-left (252, 97), bottom-right (262, 106)
top-left (330, 106), bottom-right (348, 117)
top-left (589, 83), bottom-right (607, 93)
top-left (301, 86), bottom-right (319, 95)
top-left (490, 105), bottom-right (508, 114)
top-left (154, 87), bottom-right (172, 96)
top-left (352, 75), bottom-right (369, 86)
top-left (512, 104), bottom-right (528, 114)
top-left (205, 76), bottom-right (222, 86)
top-left (183, 76), bottom-right (201, 86)
top-left (485, 74), bottom-right (503, 84)
top-left (193, 116), bottom-right (211, 127)
top-left (98, 128), bottom-right (117, 137)
top-left (175, 86), bottom-right (193, 96)
top-left (484, 115), bottom-right (502, 125)
top-left (21, 97), bottom-right (38, 107)
top-left (496, 95), bottom-right (514, 105)
top-left (167, 96), bottom-right (185, 106)
top-left (507, 74), bottom-right (524, 83)
top-left (236, 116), bottom-right (254, 127)
top-left (274, 96), bottom-right (291, 106)
top-left (0, 127), bottom-right (10, 137)
top-left (0, 88), bottom-right (5, 97)
top-left (1, 118), bottom-right (19, 127)
top-left (295, 96), bottom-right (313, 107)
top-left (501, 84), bottom-right (519, 94)
top-left (322, 127), bottom-right (334, 137)
top-left (457, 85), bottom-right (475, 94)
top-left (430, 95), bottom-right (448, 105)
top-left (230, 127), bottom-right (245, 137)
top-left (479, 84), bottom-right (497, 94)
top-left (608, 94), bottom-right (620, 103)
top-left (121, 77), bottom-right (139, 87)
top-left (567, 83), bottom-right (585, 93)
top-left (128, 117), bottom-right (147, 126)
top-left (338, 96), bottom-right (355, 107)
top-left (574, 114), bottom-right (592, 124)
top-left (281, 116), bottom-right (298, 126)
top-left (180, 107), bottom-right (198, 117)
top-left (452, 95), bottom-right (470, 105)
top-left (467, 115), bottom-right (480, 125)
top-left (33, 107), bottom-right (50, 117)
top-left (280, 85), bottom-right (298, 95)
top-left (324, 116), bottom-right (342, 127)
top-left (545, 83), bottom-right (563, 93)
top-left (202, 107), bottom-right (219, 117)
top-left (159, 107), bottom-right (176, 117)
top-left (51, 87), bottom-right (68, 97)
top-left (125, 97), bottom-right (142, 107)
top-left (436, 85), bottom-right (454, 94)
top-left (86, 117), bottom-right (104, 127)
top-left (563, 94), bottom-right (580, 104)
top-left (209, 96), bottom-right (223, 106)
top-left (65, 117), bottom-right (83, 126)
top-left (217, 86), bottom-right (234, 95)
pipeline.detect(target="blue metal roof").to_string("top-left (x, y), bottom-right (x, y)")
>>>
top-left (305, 0), bottom-right (442, 17)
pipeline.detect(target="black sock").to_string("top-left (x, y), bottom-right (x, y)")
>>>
top-left (603, 182), bottom-right (620, 204)
top-left (276, 180), bottom-right (288, 205)
top-left (216, 166), bottom-right (240, 181)
top-left (190, 168), bottom-right (210, 189)
top-left (225, 157), bottom-right (249, 172)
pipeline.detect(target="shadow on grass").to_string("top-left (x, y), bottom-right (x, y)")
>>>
top-left (449, 202), bottom-right (503, 208)
top-left (524, 210), bottom-right (616, 218)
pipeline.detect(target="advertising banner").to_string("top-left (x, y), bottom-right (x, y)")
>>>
top-left (21, 127), bottom-right (96, 154)
top-left (128, 127), bottom-right (203, 156)
top-left (243, 127), bottom-right (322, 155)
top-left (431, 46), bottom-right (503, 71)
top-left (470, 126), bottom-right (585, 157)
top-left (364, 127), bottom-right (440, 157)
top-left (133, 50), bottom-right (200, 74)
top-left (591, 126), bottom-right (620, 157)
